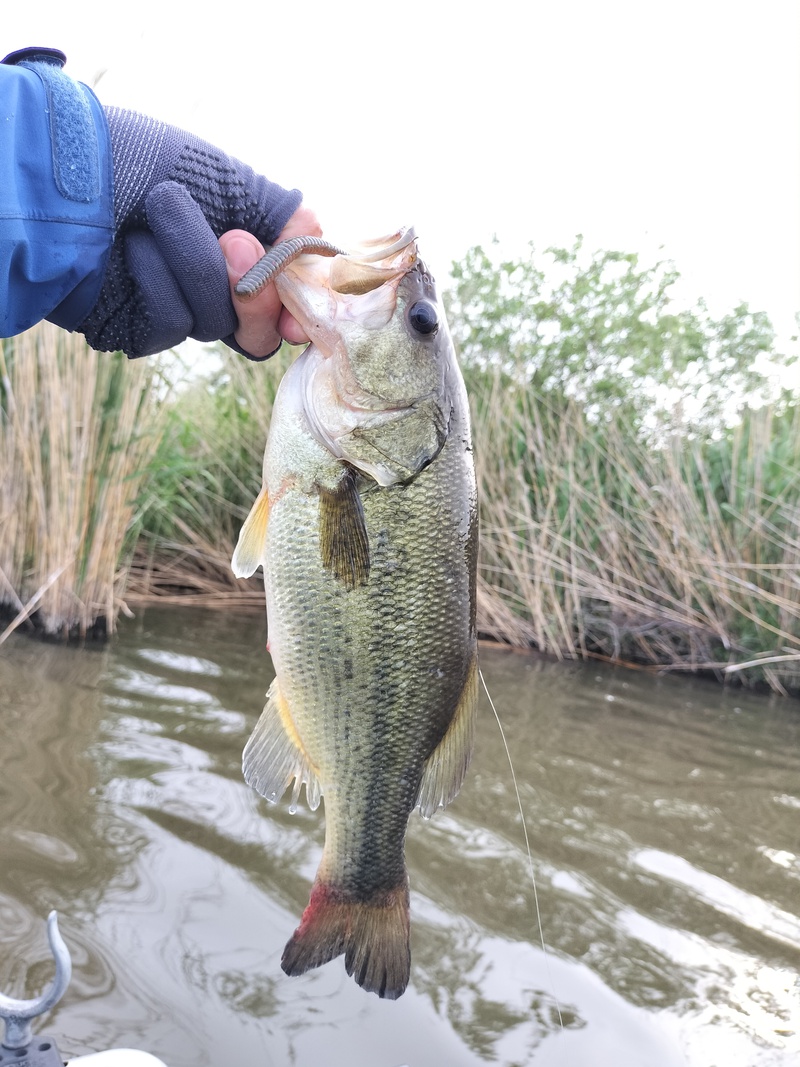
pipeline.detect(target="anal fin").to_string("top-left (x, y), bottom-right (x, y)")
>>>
top-left (417, 652), bottom-right (478, 818)
top-left (243, 678), bottom-right (322, 812)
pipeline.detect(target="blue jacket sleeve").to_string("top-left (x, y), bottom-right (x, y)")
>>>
top-left (0, 50), bottom-right (114, 337)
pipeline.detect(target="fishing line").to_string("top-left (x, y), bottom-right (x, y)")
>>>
top-left (479, 666), bottom-right (564, 1031)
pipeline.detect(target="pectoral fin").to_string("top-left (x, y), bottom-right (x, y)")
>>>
top-left (318, 467), bottom-right (370, 589)
top-left (243, 678), bottom-right (322, 812)
top-left (231, 486), bottom-right (270, 578)
top-left (417, 652), bottom-right (478, 818)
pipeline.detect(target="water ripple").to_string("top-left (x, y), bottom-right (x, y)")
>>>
top-left (2, 611), bottom-right (799, 1066)
top-left (136, 648), bottom-right (223, 676)
top-left (632, 848), bottom-right (800, 950)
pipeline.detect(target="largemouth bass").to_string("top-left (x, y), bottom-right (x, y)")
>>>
top-left (232, 228), bottom-right (478, 999)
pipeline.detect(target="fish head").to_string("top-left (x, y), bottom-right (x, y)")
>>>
top-left (275, 229), bottom-right (456, 486)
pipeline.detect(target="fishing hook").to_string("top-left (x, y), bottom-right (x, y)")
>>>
top-left (0, 912), bottom-right (72, 1049)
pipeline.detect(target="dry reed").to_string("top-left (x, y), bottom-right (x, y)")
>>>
top-left (0, 323), bottom-right (163, 638)
top-left (122, 349), bottom-right (540, 641)
top-left (471, 373), bottom-right (800, 692)
top-left (122, 346), bottom-right (800, 695)
top-left (124, 347), bottom-right (289, 611)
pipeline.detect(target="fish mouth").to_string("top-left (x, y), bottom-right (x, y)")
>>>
top-left (328, 226), bottom-right (418, 296)
top-left (269, 227), bottom-right (420, 353)
top-left (234, 226), bottom-right (418, 302)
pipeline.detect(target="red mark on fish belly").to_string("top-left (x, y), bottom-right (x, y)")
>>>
top-left (268, 476), bottom-right (296, 511)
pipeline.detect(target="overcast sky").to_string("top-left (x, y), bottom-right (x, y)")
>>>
top-left (6, 1), bottom-right (800, 346)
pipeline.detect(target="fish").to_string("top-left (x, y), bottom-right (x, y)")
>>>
top-left (231, 227), bottom-right (478, 999)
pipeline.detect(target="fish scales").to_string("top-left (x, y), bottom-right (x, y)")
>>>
top-left (268, 420), bottom-right (474, 891)
top-left (232, 228), bottom-right (477, 999)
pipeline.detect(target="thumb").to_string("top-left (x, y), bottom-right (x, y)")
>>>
top-left (220, 230), bottom-right (283, 359)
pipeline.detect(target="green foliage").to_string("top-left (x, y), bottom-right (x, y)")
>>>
top-left (139, 344), bottom-right (292, 551)
top-left (116, 249), bottom-right (799, 693)
top-left (446, 239), bottom-right (800, 690)
top-left (446, 237), bottom-right (796, 435)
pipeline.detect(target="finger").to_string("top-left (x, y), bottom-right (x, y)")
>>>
top-left (271, 205), bottom-right (322, 342)
top-left (221, 229), bottom-right (314, 348)
top-left (278, 306), bottom-right (314, 346)
top-left (275, 204), bottom-right (323, 243)
top-left (220, 230), bottom-right (284, 358)
top-left (124, 231), bottom-right (193, 355)
top-left (145, 181), bottom-right (235, 342)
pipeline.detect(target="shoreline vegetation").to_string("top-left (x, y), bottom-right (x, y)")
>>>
top-left (2, 242), bottom-right (799, 696)
top-left (0, 322), bottom-right (163, 641)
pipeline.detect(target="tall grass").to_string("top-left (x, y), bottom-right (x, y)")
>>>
top-left (0, 323), bottom-right (162, 639)
top-left (470, 370), bottom-right (800, 693)
top-left (121, 349), bottom-right (566, 645)
top-left (126, 347), bottom-right (800, 693)
top-left (124, 346), bottom-right (293, 607)
top-left (4, 326), bottom-right (796, 695)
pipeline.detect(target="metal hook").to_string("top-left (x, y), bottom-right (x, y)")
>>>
top-left (0, 911), bottom-right (72, 1049)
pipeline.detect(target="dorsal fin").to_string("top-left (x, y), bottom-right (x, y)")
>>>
top-left (417, 652), bottom-right (478, 818)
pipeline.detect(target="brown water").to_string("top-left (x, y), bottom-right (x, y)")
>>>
top-left (0, 607), bottom-right (798, 1066)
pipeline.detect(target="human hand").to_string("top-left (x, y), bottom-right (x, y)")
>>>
top-left (79, 107), bottom-right (304, 359)
top-left (220, 205), bottom-right (323, 358)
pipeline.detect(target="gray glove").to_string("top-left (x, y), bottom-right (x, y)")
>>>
top-left (80, 107), bottom-right (302, 358)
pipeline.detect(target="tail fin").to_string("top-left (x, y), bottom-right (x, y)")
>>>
top-left (281, 880), bottom-right (410, 999)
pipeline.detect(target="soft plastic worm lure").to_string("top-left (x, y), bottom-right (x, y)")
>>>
top-left (234, 236), bottom-right (348, 299)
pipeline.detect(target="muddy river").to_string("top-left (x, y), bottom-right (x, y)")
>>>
top-left (1, 607), bottom-right (798, 1065)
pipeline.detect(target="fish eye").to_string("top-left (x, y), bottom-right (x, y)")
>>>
top-left (407, 301), bottom-right (439, 336)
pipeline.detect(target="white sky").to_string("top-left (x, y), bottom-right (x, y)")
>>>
top-left (6, 1), bottom-right (800, 347)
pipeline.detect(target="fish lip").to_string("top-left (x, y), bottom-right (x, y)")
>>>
top-left (327, 237), bottom-right (418, 300)
top-left (347, 225), bottom-right (417, 264)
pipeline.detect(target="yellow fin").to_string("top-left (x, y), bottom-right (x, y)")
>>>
top-left (243, 678), bottom-right (322, 812)
top-left (231, 486), bottom-right (269, 578)
top-left (417, 652), bottom-right (478, 819)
